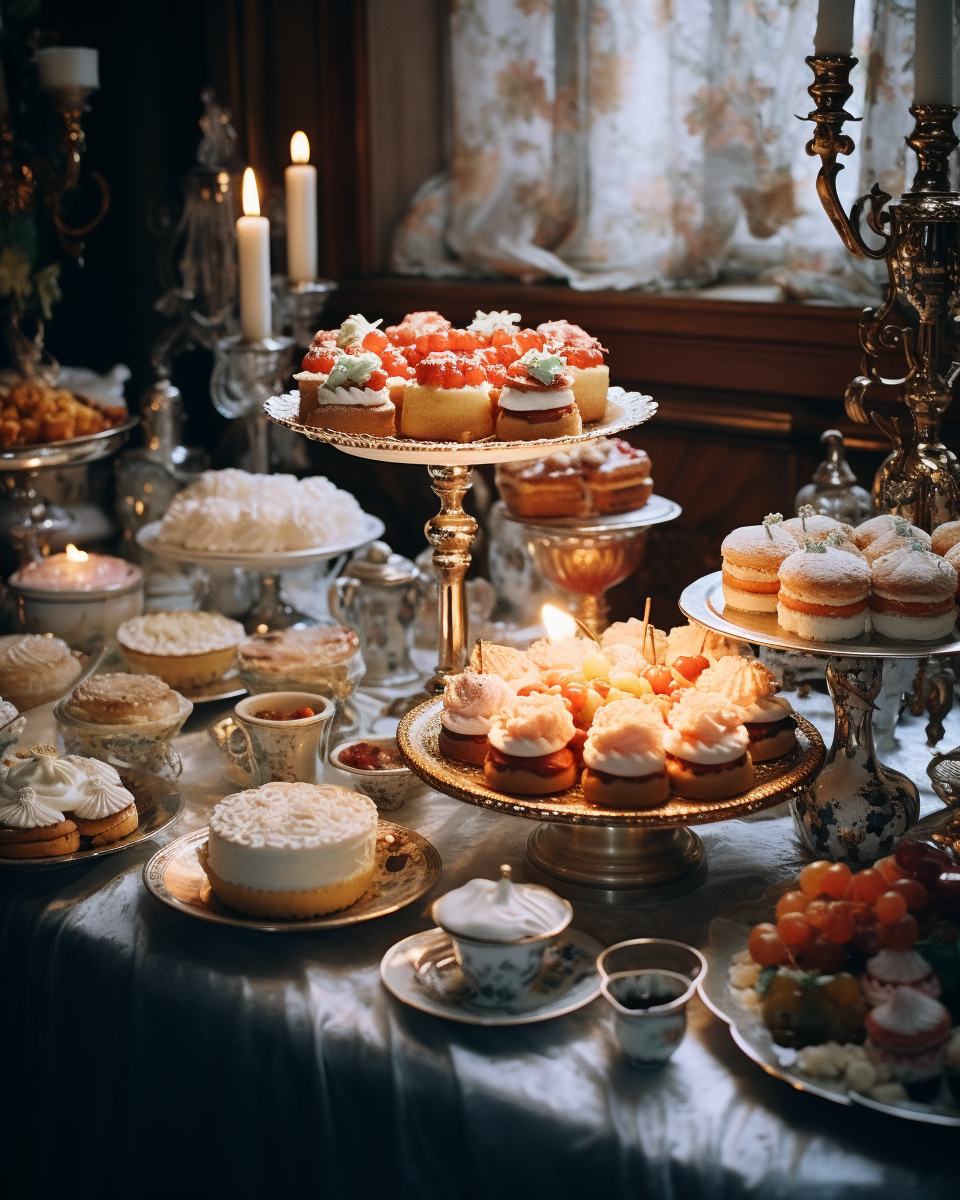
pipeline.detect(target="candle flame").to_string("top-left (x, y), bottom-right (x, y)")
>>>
top-left (242, 167), bottom-right (261, 217)
top-left (65, 543), bottom-right (88, 562)
top-left (290, 131), bottom-right (310, 164)
top-left (541, 603), bottom-right (577, 641)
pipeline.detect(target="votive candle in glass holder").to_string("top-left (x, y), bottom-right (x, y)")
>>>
top-left (7, 545), bottom-right (144, 648)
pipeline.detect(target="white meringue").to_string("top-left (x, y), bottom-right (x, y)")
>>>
top-left (0, 785), bottom-right (65, 829)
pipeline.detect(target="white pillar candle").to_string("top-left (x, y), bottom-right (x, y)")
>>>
top-left (915, 0), bottom-right (954, 105)
top-left (36, 47), bottom-right (99, 91)
top-left (285, 131), bottom-right (318, 284)
top-left (813, 0), bottom-right (855, 55)
top-left (237, 168), bottom-right (272, 342)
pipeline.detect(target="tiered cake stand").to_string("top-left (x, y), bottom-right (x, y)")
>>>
top-left (503, 494), bottom-right (682, 637)
top-left (680, 571), bottom-right (960, 865)
top-left (264, 387), bottom-right (655, 690)
top-left (136, 513), bottom-right (384, 633)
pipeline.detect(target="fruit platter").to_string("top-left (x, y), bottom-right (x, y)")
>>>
top-left (699, 844), bottom-right (960, 1125)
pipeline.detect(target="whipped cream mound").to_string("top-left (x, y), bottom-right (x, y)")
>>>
top-left (867, 986), bottom-right (950, 1038)
top-left (442, 671), bottom-right (512, 735)
top-left (67, 757), bottom-right (135, 820)
top-left (697, 657), bottom-right (792, 724)
top-left (1, 745), bottom-right (86, 805)
top-left (865, 949), bottom-right (936, 985)
top-left (210, 782), bottom-right (377, 850)
top-left (664, 690), bottom-right (749, 765)
top-left (118, 611), bottom-right (244, 656)
top-left (434, 868), bottom-right (568, 941)
top-left (488, 693), bottom-right (575, 758)
top-left (527, 635), bottom-right (591, 671)
top-left (157, 469), bottom-right (368, 553)
top-left (602, 618), bottom-right (667, 664)
top-left (0, 786), bottom-right (64, 829)
top-left (583, 698), bottom-right (665, 776)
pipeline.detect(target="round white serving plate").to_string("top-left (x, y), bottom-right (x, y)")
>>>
top-left (264, 388), bottom-right (656, 466)
top-left (699, 893), bottom-right (960, 1126)
top-left (0, 413), bottom-right (139, 470)
top-left (680, 570), bottom-right (960, 659)
top-left (503, 493), bottom-right (682, 534)
top-left (380, 925), bottom-right (603, 1026)
top-left (0, 769), bottom-right (184, 869)
top-left (143, 821), bottom-right (441, 931)
top-left (136, 511), bottom-right (385, 571)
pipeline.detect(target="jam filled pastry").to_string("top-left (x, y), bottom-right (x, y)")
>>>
top-left (663, 690), bottom-right (754, 800)
top-left (776, 542), bottom-right (871, 641)
top-left (494, 350), bottom-right (582, 442)
top-left (697, 657), bottom-right (796, 762)
top-left (484, 693), bottom-right (578, 795)
top-left (720, 514), bottom-right (799, 613)
top-left (581, 697), bottom-right (669, 810)
top-left (868, 544), bottom-right (958, 641)
top-left (537, 319), bottom-right (610, 423)
top-left (303, 350), bottom-right (395, 437)
top-left (438, 671), bottom-right (513, 766)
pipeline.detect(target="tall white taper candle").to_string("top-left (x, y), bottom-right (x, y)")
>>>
top-left (813, 0), bottom-right (855, 55)
top-left (285, 132), bottom-right (318, 284)
top-left (915, 0), bottom-right (954, 105)
top-left (237, 168), bottom-right (272, 342)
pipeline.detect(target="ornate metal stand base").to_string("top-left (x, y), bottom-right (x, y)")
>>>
top-left (243, 572), bottom-right (315, 634)
top-left (424, 465), bottom-right (478, 694)
top-left (792, 657), bottom-right (920, 864)
top-left (523, 822), bottom-right (707, 904)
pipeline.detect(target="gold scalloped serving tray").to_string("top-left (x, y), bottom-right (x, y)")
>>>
top-left (397, 699), bottom-right (824, 827)
top-left (264, 388), bottom-right (656, 465)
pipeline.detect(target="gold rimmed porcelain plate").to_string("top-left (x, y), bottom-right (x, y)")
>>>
top-left (0, 768), bottom-right (184, 869)
top-left (700, 891), bottom-right (960, 1126)
top-left (680, 571), bottom-right (960, 659)
top-left (397, 699), bottom-right (824, 827)
top-left (264, 388), bottom-right (656, 466)
top-left (143, 820), bottom-right (441, 931)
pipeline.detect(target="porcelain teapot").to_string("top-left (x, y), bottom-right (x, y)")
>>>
top-left (329, 541), bottom-right (424, 686)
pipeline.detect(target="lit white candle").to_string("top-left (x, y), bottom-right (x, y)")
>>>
top-left (237, 168), bottom-right (272, 341)
top-left (36, 47), bottom-right (99, 91)
top-left (813, 0), bottom-right (855, 55)
top-left (285, 132), bottom-right (318, 284)
top-left (915, 0), bottom-right (954, 105)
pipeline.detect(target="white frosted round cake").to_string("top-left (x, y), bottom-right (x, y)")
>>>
top-left (200, 782), bottom-right (378, 918)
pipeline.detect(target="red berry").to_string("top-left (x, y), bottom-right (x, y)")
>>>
top-left (799, 861), bottom-right (834, 898)
top-left (874, 890), bottom-right (908, 924)
top-left (673, 655), bottom-right (710, 682)
top-left (777, 912), bottom-right (814, 948)
top-left (846, 867), bottom-right (887, 905)
top-left (877, 914), bottom-right (919, 950)
top-left (643, 666), bottom-right (674, 695)
top-left (804, 898), bottom-right (832, 930)
top-left (819, 862), bottom-right (853, 899)
top-left (775, 890), bottom-right (809, 920)
top-left (889, 876), bottom-right (930, 912)
top-left (749, 923), bottom-right (791, 967)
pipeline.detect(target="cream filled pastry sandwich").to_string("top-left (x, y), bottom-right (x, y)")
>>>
top-left (65, 757), bottom-right (138, 845)
top-left (495, 349), bottom-right (582, 442)
top-left (868, 544), bottom-right (958, 641)
top-left (780, 507), bottom-right (854, 546)
top-left (777, 542), bottom-right (870, 641)
top-left (663, 690), bottom-right (754, 800)
top-left (200, 782), bottom-right (378, 918)
top-left (0, 786), bottom-right (79, 858)
top-left (697, 657), bottom-right (796, 762)
top-left (931, 519), bottom-right (960, 557)
top-left (439, 671), bottom-right (513, 765)
top-left (485, 693), bottom-right (577, 795)
top-left (581, 697), bottom-right (669, 810)
top-left (721, 514), bottom-right (799, 612)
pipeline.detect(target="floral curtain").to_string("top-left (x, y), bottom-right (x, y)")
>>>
top-left (390, 0), bottom-right (940, 303)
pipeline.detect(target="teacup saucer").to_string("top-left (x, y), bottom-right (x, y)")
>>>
top-left (380, 926), bottom-right (603, 1026)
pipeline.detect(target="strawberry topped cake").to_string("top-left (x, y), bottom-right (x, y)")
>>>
top-left (495, 349), bottom-right (582, 441)
top-left (400, 350), bottom-right (494, 442)
top-left (304, 350), bottom-right (394, 436)
top-left (538, 320), bottom-right (609, 422)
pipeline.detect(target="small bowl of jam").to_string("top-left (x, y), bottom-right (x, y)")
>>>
top-left (329, 735), bottom-right (417, 811)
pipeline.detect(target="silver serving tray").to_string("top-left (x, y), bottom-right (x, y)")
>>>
top-left (0, 413), bottom-right (139, 470)
top-left (502, 493), bottom-right (682, 534)
top-left (680, 571), bottom-right (960, 659)
top-left (699, 891), bottom-right (960, 1126)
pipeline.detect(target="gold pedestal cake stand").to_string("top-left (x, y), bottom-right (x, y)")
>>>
top-left (680, 571), bottom-right (960, 866)
top-left (503, 494), bottom-right (682, 637)
top-left (264, 388), bottom-right (656, 690)
top-left (397, 698), bottom-right (824, 904)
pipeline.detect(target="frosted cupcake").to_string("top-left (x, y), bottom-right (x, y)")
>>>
top-left (439, 671), bottom-right (513, 765)
top-left (860, 949), bottom-right (942, 1007)
top-left (663, 690), bottom-right (754, 800)
top-left (581, 697), bottom-right (669, 809)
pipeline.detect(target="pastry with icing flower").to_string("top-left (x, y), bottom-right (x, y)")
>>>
top-left (721, 514), bottom-right (798, 613)
top-left (485, 693), bottom-right (577, 795)
top-left (439, 671), bottom-right (513, 765)
top-left (663, 690), bottom-right (754, 800)
top-left (581, 697), bottom-right (669, 809)
top-left (64, 757), bottom-right (138, 845)
top-left (495, 349), bottom-right (582, 442)
top-left (303, 349), bottom-right (395, 436)
top-left (0, 786), bottom-right (80, 858)
top-left (780, 505), bottom-right (855, 547)
top-left (696, 657), bottom-right (796, 762)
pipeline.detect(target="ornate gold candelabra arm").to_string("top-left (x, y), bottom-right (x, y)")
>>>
top-left (802, 55), bottom-right (893, 261)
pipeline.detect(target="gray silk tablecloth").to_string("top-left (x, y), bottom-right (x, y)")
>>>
top-left (2, 689), bottom-right (958, 1200)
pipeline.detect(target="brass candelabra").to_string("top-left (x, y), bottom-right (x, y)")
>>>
top-left (804, 54), bottom-right (960, 529)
